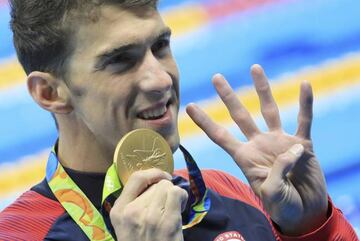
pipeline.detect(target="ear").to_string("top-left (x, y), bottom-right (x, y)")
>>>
top-left (27, 71), bottom-right (73, 114)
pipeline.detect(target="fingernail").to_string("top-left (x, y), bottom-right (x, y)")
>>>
top-left (187, 102), bottom-right (199, 109)
top-left (251, 64), bottom-right (263, 74)
top-left (289, 144), bottom-right (304, 157)
top-left (213, 73), bottom-right (224, 79)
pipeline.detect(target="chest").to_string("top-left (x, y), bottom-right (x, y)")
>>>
top-left (183, 191), bottom-right (277, 241)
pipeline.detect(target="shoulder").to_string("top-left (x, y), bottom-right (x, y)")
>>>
top-left (0, 186), bottom-right (64, 240)
top-left (174, 169), bottom-right (263, 210)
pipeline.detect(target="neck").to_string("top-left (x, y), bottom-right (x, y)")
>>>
top-left (57, 119), bottom-right (114, 173)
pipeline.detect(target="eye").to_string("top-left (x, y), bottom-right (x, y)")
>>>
top-left (152, 38), bottom-right (170, 57)
top-left (108, 53), bottom-right (133, 65)
top-left (106, 53), bottom-right (136, 73)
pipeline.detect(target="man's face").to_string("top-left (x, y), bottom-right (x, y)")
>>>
top-left (65, 5), bottom-right (180, 153)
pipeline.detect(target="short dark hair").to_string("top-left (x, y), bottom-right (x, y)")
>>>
top-left (9, 0), bottom-right (158, 79)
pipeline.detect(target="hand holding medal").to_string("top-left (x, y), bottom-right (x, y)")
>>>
top-left (109, 129), bottom-right (187, 241)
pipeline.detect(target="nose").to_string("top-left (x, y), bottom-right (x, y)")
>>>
top-left (138, 50), bottom-right (173, 95)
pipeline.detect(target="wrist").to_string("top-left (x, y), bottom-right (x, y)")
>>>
top-left (274, 202), bottom-right (329, 236)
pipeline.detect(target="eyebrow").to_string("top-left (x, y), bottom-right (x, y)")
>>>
top-left (94, 27), bottom-right (172, 71)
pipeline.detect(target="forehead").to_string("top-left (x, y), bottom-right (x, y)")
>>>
top-left (72, 5), bottom-right (166, 58)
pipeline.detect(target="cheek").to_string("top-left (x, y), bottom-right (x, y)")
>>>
top-left (81, 97), bottom-right (128, 145)
top-left (73, 86), bottom-right (119, 126)
top-left (70, 73), bottom-right (135, 129)
top-left (167, 59), bottom-right (180, 94)
top-left (95, 86), bottom-right (132, 129)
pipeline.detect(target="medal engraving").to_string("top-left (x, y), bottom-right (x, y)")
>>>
top-left (114, 129), bottom-right (174, 185)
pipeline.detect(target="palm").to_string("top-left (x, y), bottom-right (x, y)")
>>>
top-left (186, 65), bottom-right (328, 235)
top-left (238, 132), bottom-right (305, 188)
top-left (238, 132), bottom-right (301, 190)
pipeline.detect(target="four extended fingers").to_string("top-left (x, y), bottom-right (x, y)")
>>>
top-left (186, 65), bottom-right (313, 177)
top-left (186, 64), bottom-right (307, 159)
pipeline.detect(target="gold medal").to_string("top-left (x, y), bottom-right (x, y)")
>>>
top-left (113, 129), bottom-right (174, 185)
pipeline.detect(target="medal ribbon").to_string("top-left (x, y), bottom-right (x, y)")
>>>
top-left (46, 150), bottom-right (114, 241)
top-left (179, 145), bottom-right (211, 229)
top-left (46, 144), bottom-right (211, 241)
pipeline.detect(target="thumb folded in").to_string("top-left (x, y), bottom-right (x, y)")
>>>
top-left (275, 144), bottom-right (304, 178)
top-left (260, 144), bottom-right (304, 201)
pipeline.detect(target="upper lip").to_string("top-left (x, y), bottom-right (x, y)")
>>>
top-left (137, 99), bottom-right (171, 117)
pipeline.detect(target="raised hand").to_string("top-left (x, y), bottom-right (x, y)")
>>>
top-left (186, 64), bottom-right (328, 236)
top-left (110, 169), bottom-right (188, 241)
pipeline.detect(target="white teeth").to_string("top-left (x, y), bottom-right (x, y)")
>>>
top-left (139, 106), bottom-right (167, 119)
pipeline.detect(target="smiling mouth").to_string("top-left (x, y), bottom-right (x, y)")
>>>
top-left (137, 100), bottom-right (172, 120)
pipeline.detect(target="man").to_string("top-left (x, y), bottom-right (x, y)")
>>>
top-left (0, 0), bottom-right (357, 240)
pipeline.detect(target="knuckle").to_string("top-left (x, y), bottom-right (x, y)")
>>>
top-left (168, 186), bottom-right (189, 207)
top-left (110, 206), bottom-right (140, 230)
top-left (128, 170), bottom-right (145, 182)
top-left (232, 111), bottom-right (247, 123)
top-left (144, 212), bottom-right (158, 230)
top-left (154, 179), bottom-right (173, 191)
top-left (257, 83), bottom-right (270, 93)
top-left (212, 127), bottom-right (227, 143)
top-left (109, 209), bottom-right (118, 223)
top-left (233, 148), bottom-right (246, 166)
top-left (304, 94), bottom-right (313, 105)
top-left (128, 169), bottom-right (164, 185)
top-left (159, 179), bottom-right (173, 186)
top-left (277, 153), bottom-right (290, 162)
top-left (262, 106), bottom-right (278, 117)
top-left (168, 185), bottom-right (180, 194)
top-left (120, 204), bottom-right (141, 225)
top-left (298, 115), bottom-right (311, 124)
top-left (222, 91), bottom-right (234, 103)
top-left (170, 186), bottom-right (188, 198)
